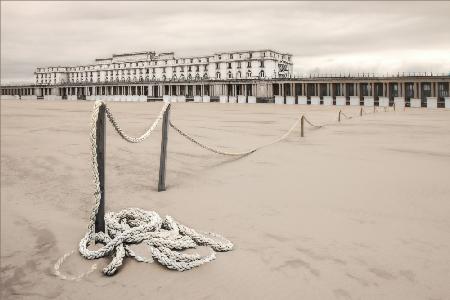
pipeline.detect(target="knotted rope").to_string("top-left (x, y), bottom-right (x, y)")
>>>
top-left (339, 111), bottom-right (353, 120)
top-left (55, 101), bottom-right (233, 280)
top-left (169, 116), bottom-right (301, 156)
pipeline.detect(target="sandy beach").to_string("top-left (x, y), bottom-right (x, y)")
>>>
top-left (1, 100), bottom-right (450, 300)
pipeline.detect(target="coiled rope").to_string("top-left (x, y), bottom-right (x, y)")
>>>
top-left (55, 101), bottom-right (393, 280)
top-left (55, 101), bottom-right (233, 280)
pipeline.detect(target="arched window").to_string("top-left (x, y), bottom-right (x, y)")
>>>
top-left (203, 73), bottom-right (208, 79)
top-left (247, 71), bottom-right (252, 78)
top-left (195, 73), bottom-right (200, 80)
top-left (173, 74), bottom-right (177, 80)
top-left (216, 72), bottom-right (221, 79)
top-left (228, 71), bottom-right (233, 79)
top-left (237, 71), bottom-right (241, 79)
top-left (162, 75), bottom-right (166, 81)
top-left (187, 73), bottom-right (192, 80)
top-left (259, 70), bottom-right (265, 78)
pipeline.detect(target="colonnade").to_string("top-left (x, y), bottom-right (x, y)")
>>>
top-left (2, 77), bottom-right (449, 102)
top-left (272, 81), bottom-right (449, 101)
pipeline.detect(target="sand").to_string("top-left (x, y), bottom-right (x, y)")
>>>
top-left (1, 100), bottom-right (450, 300)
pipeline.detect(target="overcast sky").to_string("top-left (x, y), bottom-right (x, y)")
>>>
top-left (1, 1), bottom-right (450, 83)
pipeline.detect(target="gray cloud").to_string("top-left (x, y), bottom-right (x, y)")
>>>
top-left (1, 1), bottom-right (450, 83)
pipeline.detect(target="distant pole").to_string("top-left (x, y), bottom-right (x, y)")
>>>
top-left (360, 107), bottom-right (363, 117)
top-left (338, 110), bottom-right (341, 122)
top-left (300, 115), bottom-right (304, 137)
top-left (393, 102), bottom-right (396, 112)
top-left (95, 104), bottom-right (106, 235)
top-left (158, 104), bottom-right (171, 192)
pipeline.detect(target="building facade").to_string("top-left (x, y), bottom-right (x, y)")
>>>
top-left (1, 49), bottom-right (449, 106)
top-left (34, 50), bottom-right (293, 85)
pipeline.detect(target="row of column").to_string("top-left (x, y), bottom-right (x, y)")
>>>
top-left (274, 82), bottom-right (448, 99)
top-left (58, 84), bottom-right (213, 98)
top-left (2, 81), bottom-right (448, 100)
top-left (1, 88), bottom-right (35, 95)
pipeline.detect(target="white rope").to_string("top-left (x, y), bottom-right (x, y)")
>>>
top-left (55, 100), bottom-right (233, 279)
top-left (105, 101), bottom-right (169, 143)
top-left (169, 116), bottom-right (301, 156)
top-left (340, 111), bottom-right (353, 120)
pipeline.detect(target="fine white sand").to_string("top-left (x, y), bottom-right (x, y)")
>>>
top-left (1, 100), bottom-right (450, 300)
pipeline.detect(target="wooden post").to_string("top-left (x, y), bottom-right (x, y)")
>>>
top-left (300, 115), bottom-right (304, 137)
top-left (360, 107), bottom-right (363, 117)
top-left (393, 102), bottom-right (396, 112)
top-left (158, 104), bottom-right (171, 192)
top-left (338, 110), bottom-right (341, 122)
top-left (95, 104), bottom-right (106, 234)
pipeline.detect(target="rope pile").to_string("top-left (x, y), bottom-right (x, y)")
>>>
top-left (55, 101), bottom-right (394, 280)
top-left (55, 101), bottom-right (233, 280)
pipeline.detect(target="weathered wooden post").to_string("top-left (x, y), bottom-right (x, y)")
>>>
top-left (158, 104), bottom-right (171, 192)
top-left (300, 115), bottom-right (304, 137)
top-left (95, 103), bottom-right (106, 234)
top-left (338, 110), bottom-right (341, 122)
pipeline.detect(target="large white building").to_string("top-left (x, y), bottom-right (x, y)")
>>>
top-left (34, 50), bottom-right (293, 85)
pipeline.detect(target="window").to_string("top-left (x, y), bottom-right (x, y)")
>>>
top-left (196, 65), bottom-right (199, 72)
top-left (216, 72), bottom-right (221, 79)
top-left (249, 52), bottom-right (253, 58)
top-left (228, 71), bottom-right (232, 79)
top-left (218, 55), bottom-right (221, 60)
top-left (230, 54), bottom-right (233, 59)
top-left (237, 71), bottom-right (241, 78)
top-left (216, 63), bottom-right (220, 69)
top-left (227, 63), bottom-right (232, 69)
top-left (247, 71), bottom-right (252, 78)
top-left (247, 61), bottom-right (251, 68)
top-left (237, 62), bottom-right (241, 68)
top-left (188, 66), bottom-right (192, 72)
top-left (260, 61), bottom-right (264, 67)
top-left (259, 70), bottom-right (265, 78)
top-left (190, 59), bottom-right (193, 63)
